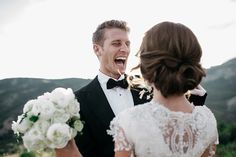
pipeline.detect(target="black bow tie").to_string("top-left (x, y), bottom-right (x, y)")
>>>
top-left (106, 78), bottom-right (129, 89)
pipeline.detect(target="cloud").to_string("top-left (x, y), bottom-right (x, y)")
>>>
top-left (0, 0), bottom-right (30, 27)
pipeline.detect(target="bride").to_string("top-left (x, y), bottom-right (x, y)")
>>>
top-left (108, 21), bottom-right (218, 157)
top-left (55, 21), bottom-right (218, 157)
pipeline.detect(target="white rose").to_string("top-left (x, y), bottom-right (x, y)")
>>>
top-left (23, 99), bottom-right (36, 113)
top-left (22, 125), bottom-right (46, 151)
top-left (11, 121), bottom-right (19, 135)
top-left (12, 114), bottom-right (33, 134)
top-left (71, 128), bottom-right (78, 138)
top-left (37, 92), bottom-right (51, 100)
top-left (50, 88), bottom-right (75, 108)
top-left (31, 98), bottom-right (55, 120)
top-left (46, 123), bottom-right (72, 148)
top-left (73, 119), bottom-right (84, 132)
top-left (33, 120), bottom-right (51, 134)
top-left (65, 100), bottom-right (80, 116)
top-left (51, 109), bottom-right (70, 123)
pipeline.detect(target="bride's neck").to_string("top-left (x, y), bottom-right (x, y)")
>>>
top-left (153, 88), bottom-right (193, 113)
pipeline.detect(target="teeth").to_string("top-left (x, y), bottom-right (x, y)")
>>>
top-left (116, 57), bottom-right (126, 60)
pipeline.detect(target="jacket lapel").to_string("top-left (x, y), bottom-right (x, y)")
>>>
top-left (86, 77), bottom-right (115, 127)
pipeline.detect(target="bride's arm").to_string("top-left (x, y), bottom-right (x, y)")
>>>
top-left (55, 139), bottom-right (82, 157)
top-left (114, 139), bottom-right (132, 157)
top-left (112, 127), bottom-right (133, 157)
top-left (115, 150), bottom-right (132, 157)
top-left (201, 144), bottom-right (216, 157)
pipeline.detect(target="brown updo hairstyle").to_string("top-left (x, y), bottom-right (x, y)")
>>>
top-left (137, 21), bottom-right (206, 97)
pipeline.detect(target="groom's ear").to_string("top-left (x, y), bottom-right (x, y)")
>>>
top-left (93, 44), bottom-right (101, 56)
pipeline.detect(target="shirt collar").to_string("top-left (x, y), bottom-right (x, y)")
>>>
top-left (98, 71), bottom-right (125, 85)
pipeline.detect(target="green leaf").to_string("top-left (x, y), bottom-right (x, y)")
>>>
top-left (29, 113), bottom-right (40, 122)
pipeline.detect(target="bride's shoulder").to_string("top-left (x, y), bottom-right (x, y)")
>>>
top-left (110, 102), bottom-right (152, 130)
top-left (194, 105), bottom-right (217, 124)
top-left (118, 102), bottom-right (152, 119)
top-left (195, 105), bottom-right (215, 116)
top-left (128, 101), bottom-right (151, 111)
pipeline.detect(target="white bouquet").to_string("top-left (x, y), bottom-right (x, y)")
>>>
top-left (11, 87), bottom-right (84, 151)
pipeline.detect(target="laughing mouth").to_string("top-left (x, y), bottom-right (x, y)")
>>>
top-left (114, 57), bottom-right (126, 65)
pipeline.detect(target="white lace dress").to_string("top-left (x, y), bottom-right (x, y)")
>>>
top-left (108, 101), bottom-right (218, 157)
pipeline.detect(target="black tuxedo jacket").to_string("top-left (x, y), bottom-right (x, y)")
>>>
top-left (74, 76), bottom-right (207, 157)
top-left (74, 76), bottom-right (149, 157)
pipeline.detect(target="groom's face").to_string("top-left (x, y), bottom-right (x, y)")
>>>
top-left (95, 28), bottom-right (130, 79)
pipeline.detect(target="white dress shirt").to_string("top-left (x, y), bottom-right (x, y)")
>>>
top-left (97, 71), bottom-right (134, 116)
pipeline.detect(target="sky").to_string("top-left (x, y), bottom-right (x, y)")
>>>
top-left (0, 0), bottom-right (236, 80)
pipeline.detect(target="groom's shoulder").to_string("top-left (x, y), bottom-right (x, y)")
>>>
top-left (74, 76), bottom-right (98, 94)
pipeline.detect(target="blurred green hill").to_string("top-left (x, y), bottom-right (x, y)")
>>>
top-left (202, 57), bottom-right (236, 122)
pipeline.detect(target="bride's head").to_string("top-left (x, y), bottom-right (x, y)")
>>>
top-left (137, 21), bottom-right (206, 98)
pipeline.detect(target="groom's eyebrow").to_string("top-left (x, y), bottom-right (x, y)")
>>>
top-left (112, 40), bottom-right (130, 45)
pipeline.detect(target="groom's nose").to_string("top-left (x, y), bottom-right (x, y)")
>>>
top-left (120, 43), bottom-right (130, 53)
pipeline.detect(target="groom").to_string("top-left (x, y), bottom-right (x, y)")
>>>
top-left (74, 20), bottom-right (207, 157)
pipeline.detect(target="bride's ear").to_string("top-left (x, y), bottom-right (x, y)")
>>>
top-left (93, 44), bottom-right (101, 56)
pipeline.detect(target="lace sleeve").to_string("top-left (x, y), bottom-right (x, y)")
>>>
top-left (107, 116), bottom-right (133, 151)
top-left (204, 106), bottom-right (219, 157)
top-left (207, 144), bottom-right (216, 157)
top-left (207, 134), bottom-right (218, 157)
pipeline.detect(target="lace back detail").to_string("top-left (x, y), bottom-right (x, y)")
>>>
top-left (153, 103), bottom-right (217, 156)
top-left (160, 117), bottom-right (198, 154)
top-left (108, 102), bottom-right (218, 157)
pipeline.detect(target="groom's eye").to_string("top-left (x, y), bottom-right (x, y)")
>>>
top-left (112, 42), bottom-right (121, 46)
top-left (126, 41), bottom-right (130, 48)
